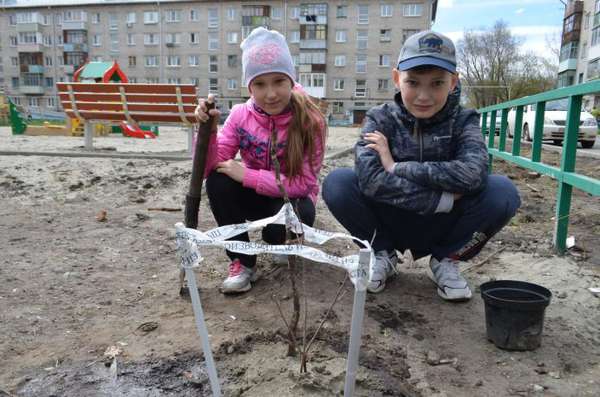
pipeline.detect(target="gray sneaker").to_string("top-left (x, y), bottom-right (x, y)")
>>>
top-left (367, 250), bottom-right (398, 293)
top-left (428, 257), bottom-right (472, 301)
top-left (220, 259), bottom-right (258, 294)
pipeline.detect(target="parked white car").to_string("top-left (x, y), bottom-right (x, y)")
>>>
top-left (507, 99), bottom-right (597, 149)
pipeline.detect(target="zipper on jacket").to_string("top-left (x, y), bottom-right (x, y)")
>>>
top-left (266, 117), bottom-right (274, 170)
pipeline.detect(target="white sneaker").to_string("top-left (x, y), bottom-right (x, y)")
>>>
top-left (427, 257), bottom-right (472, 301)
top-left (220, 259), bottom-right (257, 294)
top-left (367, 250), bottom-right (398, 293)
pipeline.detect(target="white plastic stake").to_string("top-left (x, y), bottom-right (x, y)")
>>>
top-left (184, 267), bottom-right (222, 397)
top-left (84, 121), bottom-right (94, 150)
top-left (344, 248), bottom-right (371, 396)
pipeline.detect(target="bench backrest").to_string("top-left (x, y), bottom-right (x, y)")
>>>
top-left (56, 82), bottom-right (198, 125)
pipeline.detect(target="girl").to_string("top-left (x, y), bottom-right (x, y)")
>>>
top-left (195, 27), bottom-right (326, 294)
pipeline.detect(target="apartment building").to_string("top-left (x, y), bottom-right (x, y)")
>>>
top-left (558, 0), bottom-right (600, 108)
top-left (0, 0), bottom-right (437, 124)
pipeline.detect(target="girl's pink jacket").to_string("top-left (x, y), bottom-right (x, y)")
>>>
top-left (203, 95), bottom-right (324, 204)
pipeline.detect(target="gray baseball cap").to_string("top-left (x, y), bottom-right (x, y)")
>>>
top-left (397, 30), bottom-right (456, 73)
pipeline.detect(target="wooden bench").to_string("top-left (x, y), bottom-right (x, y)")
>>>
top-left (56, 82), bottom-right (199, 151)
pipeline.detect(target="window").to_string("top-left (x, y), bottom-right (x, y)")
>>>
top-left (357, 30), bottom-right (368, 50)
top-left (581, 41), bottom-right (587, 59)
top-left (596, 0), bottom-right (600, 14)
top-left (403, 4), bottom-right (423, 17)
top-left (92, 34), bottom-right (101, 46)
top-left (166, 33), bottom-right (181, 45)
top-left (144, 11), bottom-right (159, 24)
top-left (560, 42), bottom-right (578, 61)
top-left (333, 79), bottom-right (345, 91)
top-left (592, 26), bottom-right (600, 47)
top-left (167, 77), bottom-right (182, 84)
top-left (190, 32), bottom-right (200, 44)
top-left (403, 29), bottom-right (420, 43)
top-left (379, 54), bottom-right (391, 67)
top-left (146, 77), bottom-right (159, 84)
top-left (92, 13), bottom-right (100, 24)
top-left (19, 32), bottom-right (40, 44)
top-left (334, 55), bottom-right (346, 67)
top-left (355, 80), bottom-right (367, 97)
top-left (292, 55), bottom-right (299, 67)
top-left (381, 4), bottom-right (393, 17)
top-left (166, 10), bottom-right (181, 23)
top-left (228, 79), bottom-right (238, 90)
top-left (28, 97), bottom-right (40, 108)
top-left (127, 12), bottom-right (136, 24)
top-left (290, 7), bottom-right (300, 19)
top-left (227, 8), bottom-right (236, 20)
top-left (300, 4), bottom-right (327, 16)
top-left (127, 33), bottom-right (135, 46)
top-left (335, 30), bottom-right (347, 43)
top-left (189, 55), bottom-right (200, 66)
top-left (145, 55), bottom-right (159, 67)
top-left (167, 56), bottom-right (181, 67)
top-left (228, 54), bottom-right (238, 67)
top-left (110, 33), bottom-right (119, 51)
top-left (208, 33), bottom-right (219, 50)
top-left (587, 57), bottom-right (600, 80)
top-left (290, 31), bottom-right (300, 43)
top-left (227, 32), bottom-right (238, 44)
top-left (333, 102), bottom-right (344, 114)
top-left (144, 33), bottom-right (159, 45)
top-left (47, 97), bottom-right (56, 108)
top-left (272, 7), bottom-right (283, 20)
top-left (190, 78), bottom-right (200, 86)
top-left (128, 56), bottom-right (136, 67)
top-left (43, 35), bottom-right (52, 46)
top-left (208, 8), bottom-right (219, 28)
top-left (302, 25), bottom-right (326, 40)
top-left (12, 77), bottom-right (19, 88)
top-left (45, 56), bottom-right (53, 66)
top-left (299, 73), bottom-right (325, 88)
top-left (209, 78), bottom-right (218, 93)
top-left (356, 54), bottom-right (367, 73)
top-left (45, 77), bottom-right (54, 87)
top-left (564, 15), bottom-right (576, 33)
top-left (358, 5), bottom-right (369, 24)
top-left (57, 35), bottom-right (63, 45)
top-left (336, 5), bottom-right (347, 18)
top-left (380, 29), bottom-right (392, 42)
top-left (9, 14), bottom-right (17, 25)
top-left (109, 13), bottom-right (118, 29)
top-left (190, 9), bottom-right (199, 21)
top-left (209, 55), bottom-right (218, 73)
top-left (299, 52), bottom-right (326, 64)
top-left (9, 36), bottom-right (17, 46)
top-left (378, 79), bottom-right (389, 90)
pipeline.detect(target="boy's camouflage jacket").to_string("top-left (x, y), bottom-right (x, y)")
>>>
top-left (355, 84), bottom-right (489, 214)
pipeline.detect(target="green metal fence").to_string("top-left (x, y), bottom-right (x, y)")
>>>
top-left (478, 81), bottom-right (600, 253)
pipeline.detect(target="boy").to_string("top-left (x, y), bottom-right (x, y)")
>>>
top-left (322, 31), bottom-right (520, 301)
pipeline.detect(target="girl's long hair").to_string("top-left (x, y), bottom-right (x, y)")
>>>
top-left (285, 91), bottom-right (327, 178)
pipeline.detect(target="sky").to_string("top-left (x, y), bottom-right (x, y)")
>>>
top-left (433, 0), bottom-right (566, 61)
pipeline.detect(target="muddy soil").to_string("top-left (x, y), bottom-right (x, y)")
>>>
top-left (1, 128), bottom-right (599, 397)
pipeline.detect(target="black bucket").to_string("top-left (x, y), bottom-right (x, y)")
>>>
top-left (480, 280), bottom-right (552, 351)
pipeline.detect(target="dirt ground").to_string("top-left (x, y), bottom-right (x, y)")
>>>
top-left (1, 126), bottom-right (599, 397)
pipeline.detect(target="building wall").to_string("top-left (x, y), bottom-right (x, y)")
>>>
top-left (1, 0), bottom-right (434, 122)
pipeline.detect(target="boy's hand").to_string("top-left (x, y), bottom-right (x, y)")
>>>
top-left (216, 160), bottom-right (245, 182)
top-left (364, 131), bottom-right (395, 173)
top-left (194, 94), bottom-right (221, 123)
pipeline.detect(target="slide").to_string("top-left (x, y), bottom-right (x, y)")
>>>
top-left (120, 122), bottom-right (156, 139)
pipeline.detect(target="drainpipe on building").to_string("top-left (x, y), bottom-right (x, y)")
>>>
top-left (158, 0), bottom-right (164, 83)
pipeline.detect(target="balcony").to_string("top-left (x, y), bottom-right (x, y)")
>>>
top-left (565, 1), bottom-right (583, 18)
top-left (299, 39), bottom-right (327, 49)
top-left (303, 86), bottom-right (325, 98)
top-left (17, 43), bottom-right (42, 53)
top-left (299, 15), bottom-right (327, 25)
top-left (62, 20), bottom-right (88, 31)
top-left (558, 58), bottom-right (578, 73)
top-left (63, 43), bottom-right (89, 52)
top-left (17, 22), bottom-right (42, 32)
top-left (20, 64), bottom-right (44, 74)
top-left (20, 85), bottom-right (45, 95)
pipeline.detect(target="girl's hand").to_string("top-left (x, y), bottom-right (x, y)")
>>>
top-left (216, 160), bottom-right (245, 182)
top-left (364, 131), bottom-right (395, 173)
top-left (194, 93), bottom-right (221, 123)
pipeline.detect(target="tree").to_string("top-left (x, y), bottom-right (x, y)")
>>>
top-left (457, 20), bottom-right (558, 108)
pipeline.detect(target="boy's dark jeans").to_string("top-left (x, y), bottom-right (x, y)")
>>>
top-left (322, 168), bottom-right (520, 261)
top-left (206, 171), bottom-right (315, 268)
